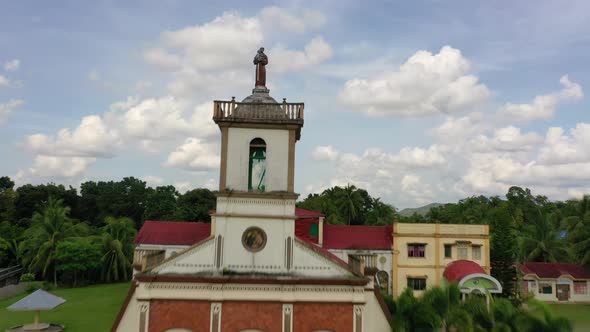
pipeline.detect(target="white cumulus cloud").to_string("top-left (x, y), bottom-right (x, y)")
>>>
top-left (3, 59), bottom-right (20, 72)
top-left (0, 99), bottom-right (24, 125)
top-left (259, 6), bottom-right (326, 33)
top-left (498, 75), bottom-right (583, 123)
top-left (165, 138), bottom-right (219, 171)
top-left (339, 46), bottom-right (490, 117)
top-left (312, 145), bottom-right (340, 161)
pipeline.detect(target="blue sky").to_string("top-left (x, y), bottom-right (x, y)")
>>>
top-left (1, 0), bottom-right (590, 208)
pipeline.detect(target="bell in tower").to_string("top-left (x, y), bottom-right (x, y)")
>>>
top-left (213, 47), bottom-right (304, 194)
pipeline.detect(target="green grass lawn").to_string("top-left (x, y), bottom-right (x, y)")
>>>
top-left (0, 283), bottom-right (130, 332)
top-left (549, 304), bottom-right (590, 332)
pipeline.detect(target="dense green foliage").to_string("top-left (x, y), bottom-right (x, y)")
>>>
top-left (388, 284), bottom-right (573, 332)
top-left (297, 184), bottom-right (397, 225)
top-left (0, 176), bottom-right (216, 286)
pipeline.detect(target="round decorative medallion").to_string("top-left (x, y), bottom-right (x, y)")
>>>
top-left (241, 226), bottom-right (267, 252)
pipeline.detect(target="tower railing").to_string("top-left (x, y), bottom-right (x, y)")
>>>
top-left (213, 99), bottom-right (304, 121)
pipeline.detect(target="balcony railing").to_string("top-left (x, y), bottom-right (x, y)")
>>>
top-left (213, 98), bottom-right (304, 121)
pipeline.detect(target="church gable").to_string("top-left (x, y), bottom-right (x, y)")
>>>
top-left (292, 238), bottom-right (357, 278)
top-left (151, 236), bottom-right (216, 274)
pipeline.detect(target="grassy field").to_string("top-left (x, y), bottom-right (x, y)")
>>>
top-left (549, 304), bottom-right (590, 332)
top-left (0, 283), bottom-right (130, 332)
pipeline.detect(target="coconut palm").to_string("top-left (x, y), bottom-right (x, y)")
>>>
top-left (100, 216), bottom-right (136, 282)
top-left (21, 197), bottom-right (87, 286)
top-left (333, 184), bottom-right (364, 225)
top-left (518, 212), bottom-right (568, 263)
top-left (562, 195), bottom-right (590, 267)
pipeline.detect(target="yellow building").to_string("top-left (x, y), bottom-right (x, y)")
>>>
top-left (392, 223), bottom-right (490, 297)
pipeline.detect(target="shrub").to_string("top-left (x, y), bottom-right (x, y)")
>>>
top-left (20, 272), bottom-right (35, 282)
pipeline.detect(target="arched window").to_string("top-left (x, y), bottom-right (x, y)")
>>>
top-left (249, 138), bottom-right (266, 191)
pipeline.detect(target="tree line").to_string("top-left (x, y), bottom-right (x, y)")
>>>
top-left (0, 176), bottom-right (216, 286)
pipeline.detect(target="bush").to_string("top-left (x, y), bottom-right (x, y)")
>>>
top-left (20, 272), bottom-right (35, 282)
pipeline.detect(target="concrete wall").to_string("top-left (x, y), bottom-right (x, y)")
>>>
top-left (0, 282), bottom-right (31, 301)
top-left (225, 127), bottom-right (289, 192)
top-left (392, 223), bottom-right (490, 297)
top-left (525, 278), bottom-right (590, 303)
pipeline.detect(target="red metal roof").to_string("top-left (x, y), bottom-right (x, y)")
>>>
top-left (295, 208), bottom-right (325, 218)
top-left (135, 221), bottom-right (211, 245)
top-left (322, 225), bottom-right (392, 250)
top-left (520, 262), bottom-right (590, 279)
top-left (443, 260), bottom-right (486, 282)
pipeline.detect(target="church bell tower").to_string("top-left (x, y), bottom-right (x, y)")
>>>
top-left (211, 47), bottom-right (304, 273)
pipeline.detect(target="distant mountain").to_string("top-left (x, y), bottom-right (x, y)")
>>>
top-left (398, 203), bottom-right (442, 217)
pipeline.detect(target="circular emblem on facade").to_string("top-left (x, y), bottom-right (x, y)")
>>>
top-left (242, 226), bottom-right (267, 252)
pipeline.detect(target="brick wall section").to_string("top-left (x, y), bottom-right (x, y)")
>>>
top-left (149, 300), bottom-right (210, 332)
top-left (221, 301), bottom-right (282, 332)
top-left (293, 303), bottom-right (353, 332)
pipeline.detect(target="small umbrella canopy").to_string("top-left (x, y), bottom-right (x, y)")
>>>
top-left (7, 289), bottom-right (65, 311)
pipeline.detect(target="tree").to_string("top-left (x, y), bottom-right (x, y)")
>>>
top-left (332, 184), bottom-right (365, 225)
top-left (563, 195), bottom-right (590, 267)
top-left (143, 185), bottom-right (179, 221)
top-left (518, 212), bottom-right (568, 263)
top-left (366, 198), bottom-right (397, 225)
top-left (0, 176), bottom-right (17, 223)
top-left (392, 288), bottom-right (442, 332)
top-left (100, 216), bottom-right (137, 282)
top-left (55, 240), bottom-right (101, 286)
top-left (15, 183), bottom-right (79, 225)
top-left (0, 221), bottom-right (24, 267)
top-left (21, 197), bottom-right (87, 286)
top-left (174, 188), bottom-right (216, 222)
top-left (490, 203), bottom-right (517, 298)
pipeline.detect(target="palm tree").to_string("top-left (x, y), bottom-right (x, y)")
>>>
top-left (333, 184), bottom-right (364, 225)
top-left (518, 211), bottom-right (568, 263)
top-left (562, 195), bottom-right (590, 267)
top-left (100, 216), bottom-right (136, 282)
top-left (21, 197), bottom-right (87, 286)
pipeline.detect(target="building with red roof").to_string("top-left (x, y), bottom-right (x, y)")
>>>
top-left (520, 262), bottom-right (590, 303)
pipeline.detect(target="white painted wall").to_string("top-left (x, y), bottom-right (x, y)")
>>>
top-left (225, 127), bottom-right (289, 192)
top-left (215, 197), bottom-right (296, 216)
top-left (153, 239), bottom-right (215, 274)
top-left (329, 249), bottom-right (393, 294)
top-left (114, 288), bottom-right (139, 332)
top-left (215, 215), bottom-right (294, 273)
top-left (526, 278), bottom-right (590, 303)
top-left (364, 287), bottom-right (392, 332)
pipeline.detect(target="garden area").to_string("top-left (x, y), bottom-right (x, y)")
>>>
top-left (0, 283), bottom-right (129, 332)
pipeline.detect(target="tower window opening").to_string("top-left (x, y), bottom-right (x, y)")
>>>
top-left (249, 138), bottom-right (266, 191)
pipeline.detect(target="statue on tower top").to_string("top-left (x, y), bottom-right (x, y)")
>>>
top-left (253, 47), bottom-right (268, 87)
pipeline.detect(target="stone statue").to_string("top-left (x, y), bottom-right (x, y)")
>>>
top-left (253, 47), bottom-right (268, 87)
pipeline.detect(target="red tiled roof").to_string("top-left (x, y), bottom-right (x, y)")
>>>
top-left (443, 260), bottom-right (486, 282)
top-left (135, 221), bottom-right (211, 245)
top-left (322, 225), bottom-right (392, 250)
top-left (520, 262), bottom-right (590, 279)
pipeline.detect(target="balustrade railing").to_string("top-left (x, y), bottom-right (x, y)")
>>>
top-left (213, 98), bottom-right (304, 121)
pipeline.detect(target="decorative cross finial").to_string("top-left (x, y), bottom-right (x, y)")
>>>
top-left (253, 47), bottom-right (268, 87)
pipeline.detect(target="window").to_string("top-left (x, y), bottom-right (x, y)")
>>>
top-left (408, 244), bottom-right (425, 257)
top-left (248, 138), bottom-right (266, 191)
top-left (472, 246), bottom-right (481, 260)
top-left (309, 223), bottom-right (319, 237)
top-left (575, 281), bottom-right (588, 294)
top-left (539, 283), bottom-right (553, 294)
top-left (457, 247), bottom-right (468, 259)
top-left (444, 244), bottom-right (452, 258)
top-left (407, 277), bottom-right (427, 290)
